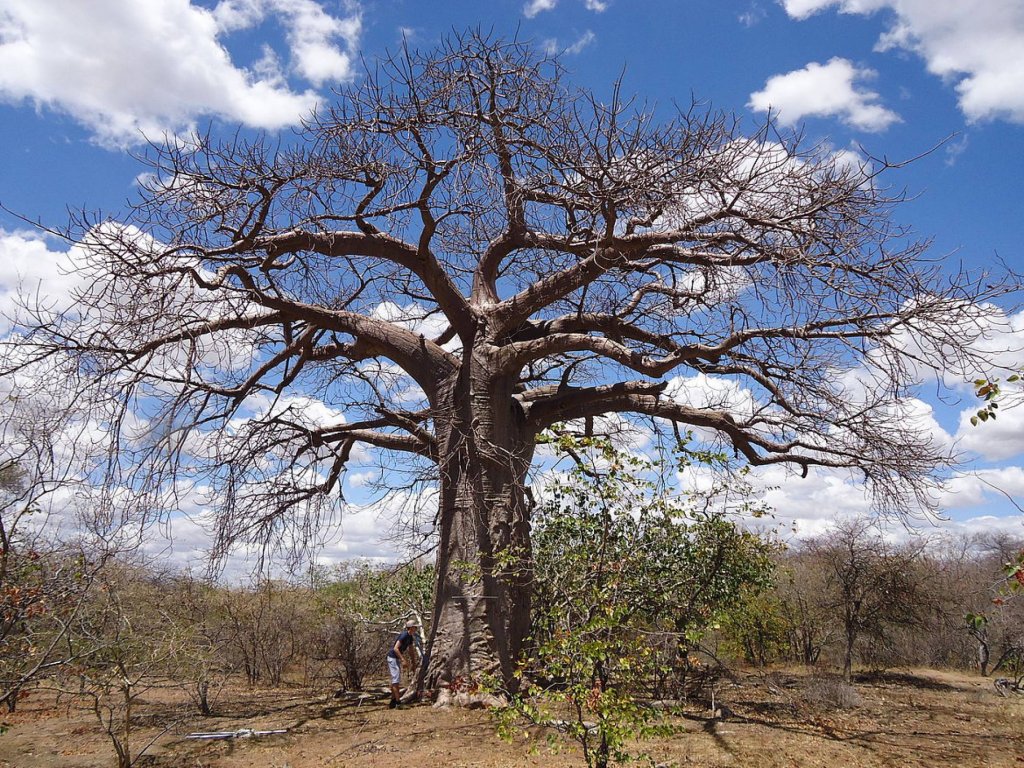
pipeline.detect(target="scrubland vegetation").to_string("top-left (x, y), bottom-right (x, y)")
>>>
top-left (3, 443), bottom-right (1023, 767)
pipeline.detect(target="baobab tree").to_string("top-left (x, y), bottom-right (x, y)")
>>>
top-left (2, 32), bottom-right (1015, 696)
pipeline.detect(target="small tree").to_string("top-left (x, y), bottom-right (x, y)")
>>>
top-left (775, 550), bottom-right (837, 667)
top-left (310, 560), bottom-right (434, 692)
top-left (0, 396), bottom-right (109, 713)
top-left (966, 537), bottom-right (1024, 685)
top-left (162, 573), bottom-right (234, 715)
top-left (803, 518), bottom-right (930, 681)
top-left (57, 563), bottom-right (177, 768)
top-left (0, 545), bottom-right (106, 715)
top-left (217, 579), bottom-right (315, 687)
top-left (499, 438), bottom-right (775, 767)
top-left (718, 587), bottom-right (790, 668)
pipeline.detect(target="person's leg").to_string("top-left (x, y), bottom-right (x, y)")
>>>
top-left (387, 656), bottom-right (401, 707)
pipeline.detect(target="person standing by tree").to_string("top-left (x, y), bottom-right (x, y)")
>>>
top-left (387, 619), bottom-right (421, 708)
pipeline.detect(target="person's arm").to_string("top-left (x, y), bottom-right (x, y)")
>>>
top-left (397, 633), bottom-right (412, 668)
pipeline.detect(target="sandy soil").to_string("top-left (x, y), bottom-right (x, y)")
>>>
top-left (2, 668), bottom-right (1022, 768)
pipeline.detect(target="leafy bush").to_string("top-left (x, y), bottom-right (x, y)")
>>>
top-left (497, 435), bottom-right (777, 767)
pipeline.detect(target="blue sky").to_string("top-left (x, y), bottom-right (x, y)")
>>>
top-left (1, 0), bottom-right (1023, 564)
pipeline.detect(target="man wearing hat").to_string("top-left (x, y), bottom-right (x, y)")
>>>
top-left (387, 619), bottom-right (421, 708)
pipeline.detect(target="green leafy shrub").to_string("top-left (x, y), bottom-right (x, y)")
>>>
top-left (497, 435), bottom-right (777, 767)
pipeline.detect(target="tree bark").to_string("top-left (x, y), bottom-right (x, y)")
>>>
top-left (843, 624), bottom-right (856, 683)
top-left (422, 351), bottom-right (535, 696)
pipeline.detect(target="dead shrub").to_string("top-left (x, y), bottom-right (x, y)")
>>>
top-left (801, 675), bottom-right (862, 710)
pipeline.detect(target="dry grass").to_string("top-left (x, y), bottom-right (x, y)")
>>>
top-left (2, 667), bottom-right (1022, 768)
top-left (799, 674), bottom-right (862, 710)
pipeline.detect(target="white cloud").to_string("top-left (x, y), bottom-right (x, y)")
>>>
top-left (956, 391), bottom-right (1024, 461)
top-left (524, 0), bottom-right (558, 17)
top-left (740, 462), bottom-right (1023, 541)
top-left (883, 303), bottom-right (1024, 394)
top-left (122, 489), bottom-right (412, 575)
top-left (936, 513), bottom-right (1024, 539)
top-left (371, 300), bottom-right (450, 340)
top-left (899, 397), bottom-right (956, 453)
top-left (0, 230), bottom-right (82, 333)
top-left (780, 0), bottom-right (872, 18)
top-left (565, 30), bottom-right (596, 54)
top-left (523, 0), bottom-right (608, 17)
top-left (938, 467), bottom-right (1024, 511)
top-left (829, 145), bottom-right (871, 174)
top-left (749, 57), bottom-right (900, 131)
top-left (739, 3), bottom-right (768, 27)
top-left (780, 0), bottom-right (1024, 124)
top-left (666, 373), bottom-right (758, 420)
top-left (0, 0), bottom-right (360, 146)
top-left (944, 134), bottom-right (969, 166)
top-left (211, 0), bottom-right (265, 30)
top-left (739, 464), bottom-right (874, 537)
top-left (347, 470), bottom-right (377, 489)
top-left (247, 392), bottom-right (347, 430)
top-left (671, 461), bottom-right (824, 534)
top-left (270, 0), bottom-right (361, 86)
top-left (542, 30), bottom-right (596, 56)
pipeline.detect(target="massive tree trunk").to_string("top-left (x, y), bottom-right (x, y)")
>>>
top-left (422, 345), bottom-right (535, 696)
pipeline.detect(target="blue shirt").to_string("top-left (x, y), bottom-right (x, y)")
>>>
top-left (388, 629), bottom-right (416, 659)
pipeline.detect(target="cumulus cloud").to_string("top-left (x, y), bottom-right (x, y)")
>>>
top-left (936, 513), bottom-right (1024, 543)
top-left (15, 222), bottom-right (267, 376)
top-left (371, 300), bottom-right (450, 340)
top-left (667, 373), bottom-right (757, 419)
top-left (883, 303), bottom-right (1024, 395)
top-left (955, 390), bottom-right (1024, 461)
top-left (739, 461), bottom-right (1024, 541)
top-left (0, 230), bottom-right (83, 333)
top-left (939, 467), bottom-right (1024, 511)
top-left (898, 397), bottom-right (956, 453)
top-left (752, 465), bottom-right (874, 535)
top-left (100, 485), bottom-right (412, 576)
top-left (780, 0), bottom-right (1024, 124)
top-left (675, 459), bottom-right (882, 539)
top-left (0, 0), bottom-right (361, 146)
top-left (265, 0), bottom-right (361, 86)
top-left (749, 57), bottom-right (900, 131)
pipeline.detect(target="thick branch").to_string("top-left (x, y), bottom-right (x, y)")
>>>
top-left (523, 381), bottom-right (853, 473)
top-left (199, 266), bottom-right (456, 400)
top-left (320, 428), bottom-right (436, 461)
top-left (253, 229), bottom-right (475, 340)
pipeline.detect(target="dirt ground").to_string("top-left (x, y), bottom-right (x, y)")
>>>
top-left (2, 668), bottom-right (1022, 768)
